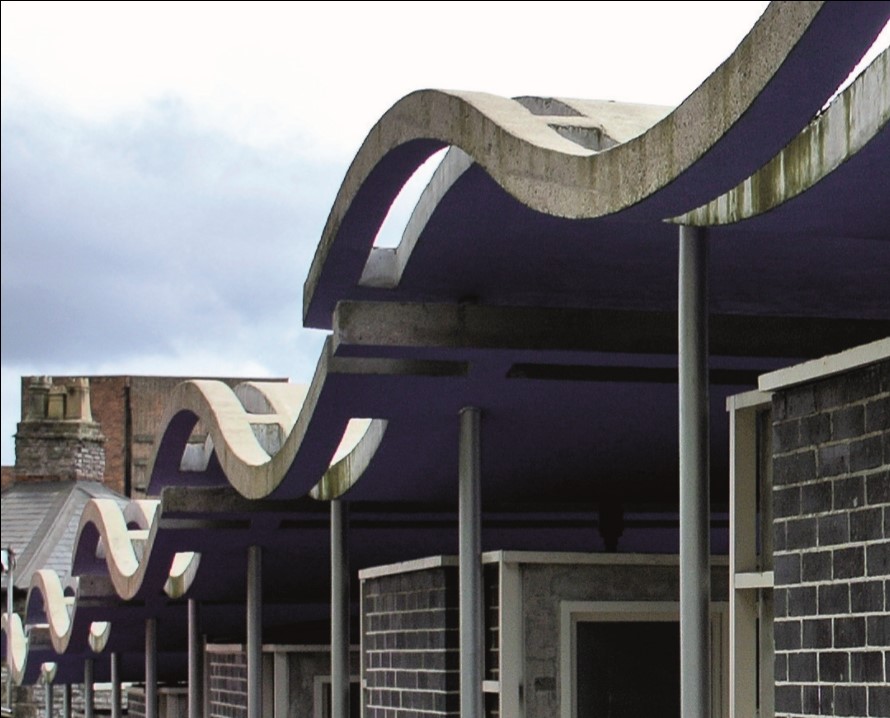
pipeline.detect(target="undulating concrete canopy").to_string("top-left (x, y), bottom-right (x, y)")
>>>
top-left (4, 0), bottom-right (889, 687)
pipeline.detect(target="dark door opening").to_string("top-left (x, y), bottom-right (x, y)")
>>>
top-left (576, 620), bottom-right (680, 717)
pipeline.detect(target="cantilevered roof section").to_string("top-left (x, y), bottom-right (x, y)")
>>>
top-left (303, 1), bottom-right (890, 328)
top-left (145, 3), bottom-right (889, 505)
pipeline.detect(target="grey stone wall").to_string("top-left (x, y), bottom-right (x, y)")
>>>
top-left (15, 421), bottom-right (105, 482)
top-left (362, 565), bottom-right (460, 717)
top-left (771, 360), bottom-right (889, 718)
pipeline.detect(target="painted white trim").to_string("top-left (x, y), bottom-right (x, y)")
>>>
top-left (361, 551), bottom-right (729, 577)
top-left (559, 601), bottom-right (728, 718)
top-left (734, 571), bottom-right (774, 590)
top-left (207, 643), bottom-right (360, 654)
top-left (498, 560), bottom-right (523, 718)
top-left (759, 337), bottom-right (890, 391)
top-left (728, 391), bottom-right (775, 718)
top-left (357, 555), bottom-right (458, 580)
top-left (726, 389), bottom-right (771, 412)
top-left (487, 550), bottom-right (728, 567)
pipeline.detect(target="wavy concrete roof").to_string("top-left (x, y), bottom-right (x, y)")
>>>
top-left (6, 0), bottom-right (890, 688)
top-left (303, 1), bottom-right (890, 327)
top-left (141, 2), bottom-right (889, 506)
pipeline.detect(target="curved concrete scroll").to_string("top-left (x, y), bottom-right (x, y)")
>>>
top-left (26, 570), bottom-right (75, 654)
top-left (72, 499), bottom-right (201, 601)
top-left (304, 2), bottom-right (890, 326)
top-left (148, 371), bottom-right (387, 500)
top-left (1, 611), bottom-right (29, 685)
top-left (88, 621), bottom-right (111, 653)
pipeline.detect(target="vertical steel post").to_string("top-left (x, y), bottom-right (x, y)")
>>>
top-left (679, 225), bottom-right (711, 718)
top-left (62, 683), bottom-right (71, 718)
top-left (111, 652), bottom-right (122, 718)
top-left (459, 407), bottom-right (483, 718)
top-left (4, 547), bottom-right (14, 714)
top-left (83, 659), bottom-right (94, 718)
top-left (145, 618), bottom-right (158, 718)
top-left (44, 679), bottom-right (53, 718)
top-left (246, 546), bottom-right (262, 718)
top-left (331, 500), bottom-right (350, 718)
top-left (189, 598), bottom-right (203, 718)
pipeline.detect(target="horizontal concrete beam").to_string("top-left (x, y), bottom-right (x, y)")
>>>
top-left (333, 301), bottom-right (890, 359)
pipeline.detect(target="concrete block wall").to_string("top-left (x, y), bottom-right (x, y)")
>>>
top-left (771, 360), bottom-right (890, 718)
top-left (207, 648), bottom-right (248, 718)
top-left (519, 558), bottom-right (729, 718)
top-left (362, 564), bottom-right (460, 717)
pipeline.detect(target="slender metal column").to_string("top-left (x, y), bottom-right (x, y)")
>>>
top-left (4, 547), bottom-right (14, 714)
top-left (145, 618), bottom-right (158, 718)
top-left (188, 599), bottom-right (203, 718)
top-left (459, 407), bottom-right (483, 718)
top-left (111, 652), bottom-right (122, 718)
top-left (83, 659), bottom-right (94, 718)
top-left (678, 225), bottom-right (711, 718)
top-left (246, 546), bottom-right (262, 718)
top-left (44, 680), bottom-right (53, 718)
top-left (331, 500), bottom-right (350, 718)
top-left (62, 683), bottom-right (72, 718)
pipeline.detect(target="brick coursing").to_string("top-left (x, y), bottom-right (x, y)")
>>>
top-left (208, 649), bottom-right (248, 718)
top-left (362, 566), bottom-right (460, 717)
top-left (772, 360), bottom-right (890, 718)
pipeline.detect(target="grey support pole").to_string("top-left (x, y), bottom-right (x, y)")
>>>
top-left (111, 652), bottom-right (122, 718)
top-left (246, 546), bottom-right (262, 718)
top-left (331, 500), bottom-right (350, 718)
top-left (189, 598), bottom-right (203, 718)
top-left (4, 547), bottom-right (14, 714)
top-left (146, 618), bottom-right (158, 718)
top-left (44, 680), bottom-right (53, 718)
top-left (459, 407), bottom-right (483, 718)
top-left (62, 683), bottom-right (71, 718)
top-left (83, 659), bottom-right (94, 718)
top-left (678, 225), bottom-right (711, 718)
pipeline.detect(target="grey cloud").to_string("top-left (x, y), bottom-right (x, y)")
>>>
top-left (1, 96), bottom-right (345, 369)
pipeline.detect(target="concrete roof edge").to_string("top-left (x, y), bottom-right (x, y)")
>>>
top-left (759, 337), bottom-right (890, 391)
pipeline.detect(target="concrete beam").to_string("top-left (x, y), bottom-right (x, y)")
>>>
top-left (334, 300), bottom-right (890, 360)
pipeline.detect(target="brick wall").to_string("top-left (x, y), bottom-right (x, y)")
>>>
top-left (362, 563), bottom-right (460, 717)
top-left (207, 646), bottom-right (248, 718)
top-left (19, 375), bottom-right (287, 498)
top-left (771, 360), bottom-right (889, 718)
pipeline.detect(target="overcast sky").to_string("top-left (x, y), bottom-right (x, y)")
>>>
top-left (2, 2), bottom-right (887, 466)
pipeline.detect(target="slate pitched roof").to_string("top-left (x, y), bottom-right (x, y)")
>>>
top-left (1, 480), bottom-right (127, 590)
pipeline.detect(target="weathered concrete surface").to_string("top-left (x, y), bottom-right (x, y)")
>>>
top-left (146, 363), bottom-right (389, 501)
top-left (674, 48), bottom-right (889, 227)
top-left (304, 2), bottom-right (890, 326)
top-left (332, 300), bottom-right (890, 360)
